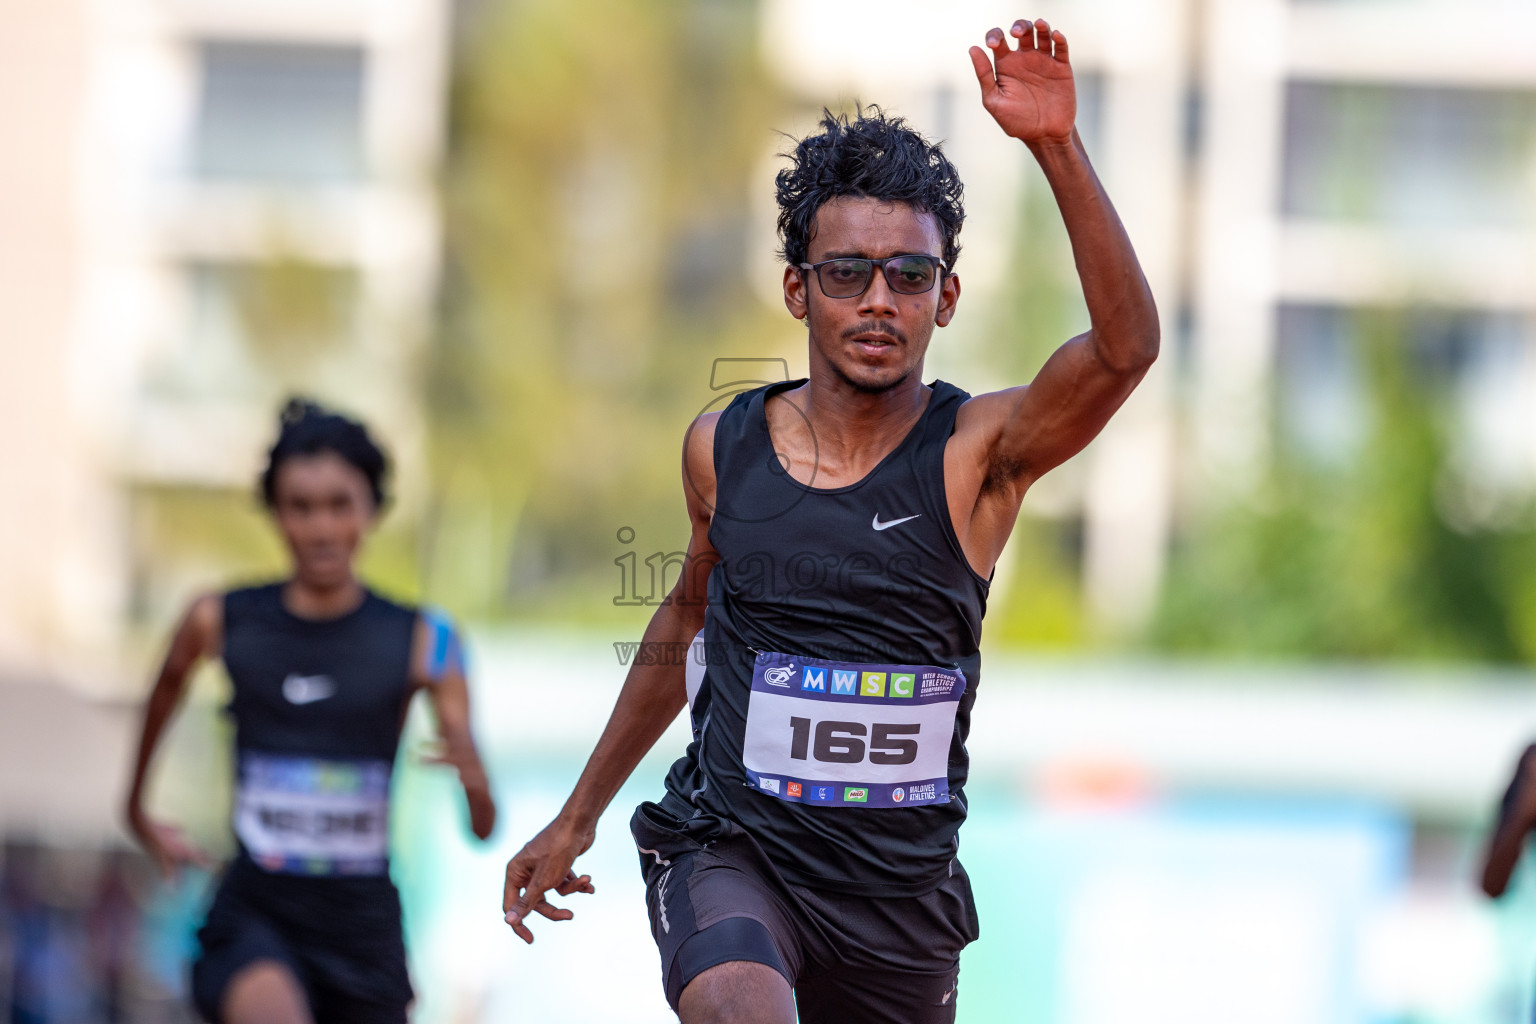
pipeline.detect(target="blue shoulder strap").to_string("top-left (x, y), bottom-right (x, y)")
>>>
top-left (421, 606), bottom-right (463, 682)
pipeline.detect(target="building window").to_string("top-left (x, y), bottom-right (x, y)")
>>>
top-left (1275, 304), bottom-right (1536, 493)
top-left (191, 260), bottom-right (360, 356)
top-left (144, 261), bottom-right (360, 402)
top-left (193, 41), bottom-right (366, 183)
top-left (1274, 305), bottom-right (1367, 466)
top-left (1281, 81), bottom-right (1536, 228)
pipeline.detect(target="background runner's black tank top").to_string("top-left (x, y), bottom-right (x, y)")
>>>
top-left (660, 379), bottom-right (990, 897)
top-left (222, 583), bottom-right (417, 875)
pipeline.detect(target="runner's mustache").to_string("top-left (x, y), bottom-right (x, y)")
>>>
top-left (841, 322), bottom-right (908, 345)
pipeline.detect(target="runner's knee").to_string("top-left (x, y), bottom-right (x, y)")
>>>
top-left (222, 959), bottom-right (313, 1024)
top-left (678, 960), bottom-right (794, 1024)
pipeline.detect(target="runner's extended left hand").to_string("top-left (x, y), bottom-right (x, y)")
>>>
top-left (969, 18), bottom-right (1076, 145)
top-left (502, 816), bottom-right (597, 944)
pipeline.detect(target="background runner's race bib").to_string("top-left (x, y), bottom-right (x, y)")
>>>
top-left (234, 751), bottom-right (391, 875)
top-left (741, 650), bottom-right (966, 809)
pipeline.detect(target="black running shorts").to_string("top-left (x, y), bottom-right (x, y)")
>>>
top-left (190, 856), bottom-right (412, 1024)
top-left (630, 802), bottom-right (979, 1023)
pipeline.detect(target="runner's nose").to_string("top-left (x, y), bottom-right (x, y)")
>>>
top-left (858, 266), bottom-right (900, 319)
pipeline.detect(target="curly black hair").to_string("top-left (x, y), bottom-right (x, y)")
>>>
top-left (259, 398), bottom-right (389, 509)
top-left (776, 106), bottom-right (965, 271)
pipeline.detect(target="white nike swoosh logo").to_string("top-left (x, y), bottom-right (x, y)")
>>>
top-left (871, 513), bottom-right (922, 531)
top-left (282, 673), bottom-right (337, 705)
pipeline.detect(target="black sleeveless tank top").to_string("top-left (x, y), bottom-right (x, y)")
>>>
top-left (222, 583), bottom-right (417, 876)
top-left (660, 379), bottom-right (990, 897)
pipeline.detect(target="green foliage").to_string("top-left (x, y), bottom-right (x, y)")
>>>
top-left (1150, 309), bottom-right (1536, 663)
top-left (987, 518), bottom-right (1086, 649)
top-left (425, 0), bottom-right (790, 618)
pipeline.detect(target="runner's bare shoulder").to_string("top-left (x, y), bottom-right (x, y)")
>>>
top-left (683, 411), bottom-right (723, 515)
top-left (178, 592), bottom-right (225, 661)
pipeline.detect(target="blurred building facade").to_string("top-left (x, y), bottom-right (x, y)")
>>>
top-left (761, 0), bottom-right (1536, 636)
top-left (5, 0), bottom-right (1533, 674)
top-left (1195, 0), bottom-right (1536, 513)
top-left (0, 0), bottom-right (451, 693)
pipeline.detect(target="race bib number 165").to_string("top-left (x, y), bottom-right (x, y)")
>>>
top-left (741, 650), bottom-right (966, 809)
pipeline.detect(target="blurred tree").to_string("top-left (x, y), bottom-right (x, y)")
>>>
top-left (1149, 309), bottom-right (1536, 663)
top-left (427, 0), bottom-right (790, 620)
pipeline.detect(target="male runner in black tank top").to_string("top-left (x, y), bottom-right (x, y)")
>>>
top-left (503, 18), bottom-right (1159, 1023)
top-left (125, 401), bottom-right (497, 1024)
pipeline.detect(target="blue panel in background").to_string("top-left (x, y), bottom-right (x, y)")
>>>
top-left (959, 784), bottom-right (1411, 1024)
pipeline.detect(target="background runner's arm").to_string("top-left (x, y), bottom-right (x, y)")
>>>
top-left (1481, 747), bottom-right (1536, 897)
top-left (502, 412), bottom-right (720, 944)
top-left (956, 21), bottom-right (1158, 559)
top-left (413, 614), bottom-right (496, 840)
top-left (123, 593), bottom-right (221, 878)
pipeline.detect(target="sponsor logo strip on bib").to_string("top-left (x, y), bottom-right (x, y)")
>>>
top-left (742, 651), bottom-right (966, 808)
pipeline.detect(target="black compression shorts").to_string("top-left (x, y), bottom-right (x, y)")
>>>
top-left (190, 856), bottom-right (412, 1023)
top-left (630, 802), bottom-right (979, 1023)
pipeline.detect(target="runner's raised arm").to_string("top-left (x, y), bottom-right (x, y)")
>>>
top-left (949, 18), bottom-right (1159, 577)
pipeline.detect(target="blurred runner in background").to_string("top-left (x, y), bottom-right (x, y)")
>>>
top-left (124, 399), bottom-right (496, 1024)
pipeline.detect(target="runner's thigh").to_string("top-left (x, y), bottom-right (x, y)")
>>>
top-left (633, 804), bottom-right (806, 1012)
top-left (791, 861), bottom-right (978, 1024)
top-left (795, 961), bottom-right (961, 1024)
